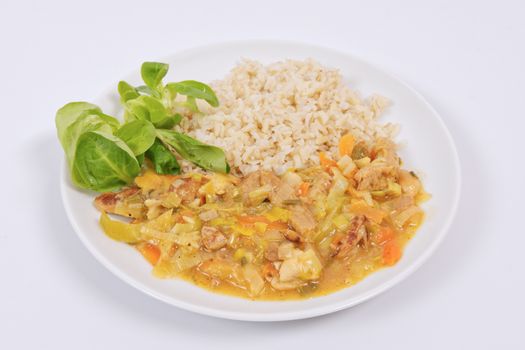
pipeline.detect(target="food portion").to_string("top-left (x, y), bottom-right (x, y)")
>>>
top-left (95, 134), bottom-right (426, 299)
top-left (56, 59), bottom-right (429, 300)
top-left (56, 62), bottom-right (229, 192)
top-left (179, 59), bottom-right (396, 175)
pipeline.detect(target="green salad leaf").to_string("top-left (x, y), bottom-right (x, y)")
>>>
top-left (166, 80), bottom-right (219, 107)
top-left (72, 131), bottom-right (141, 191)
top-left (56, 102), bottom-right (119, 145)
top-left (145, 138), bottom-right (181, 174)
top-left (55, 61), bottom-right (226, 193)
top-left (118, 81), bottom-right (140, 103)
top-left (157, 129), bottom-right (229, 173)
top-left (61, 114), bottom-right (115, 167)
top-left (56, 102), bottom-right (98, 142)
top-left (56, 102), bottom-right (120, 167)
top-left (141, 62), bottom-right (168, 93)
top-left (125, 95), bottom-right (181, 129)
top-left (135, 85), bottom-right (155, 96)
top-left (115, 119), bottom-right (156, 156)
top-left (136, 153), bottom-right (145, 166)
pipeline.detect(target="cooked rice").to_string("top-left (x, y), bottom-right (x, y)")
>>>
top-left (178, 59), bottom-right (397, 175)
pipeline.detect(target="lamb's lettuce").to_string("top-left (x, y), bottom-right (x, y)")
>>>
top-left (61, 114), bottom-right (115, 167)
top-left (166, 80), bottom-right (219, 107)
top-left (145, 138), bottom-right (181, 174)
top-left (115, 119), bottom-right (156, 156)
top-left (117, 81), bottom-right (140, 103)
top-left (56, 102), bottom-right (120, 170)
top-left (122, 62), bottom-right (218, 113)
top-left (157, 129), bottom-right (229, 173)
top-left (57, 102), bottom-right (139, 191)
top-left (72, 131), bottom-right (140, 191)
top-left (141, 62), bottom-right (168, 93)
top-left (56, 61), bottom-right (229, 193)
top-left (56, 102), bottom-right (119, 145)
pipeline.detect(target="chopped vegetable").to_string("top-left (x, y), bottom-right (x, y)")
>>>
top-left (282, 171), bottom-right (302, 188)
top-left (267, 221), bottom-right (289, 231)
top-left (198, 259), bottom-right (239, 282)
top-left (337, 155), bottom-right (356, 177)
top-left (383, 240), bottom-right (402, 265)
top-left (209, 217), bottom-right (236, 227)
top-left (160, 192), bottom-right (182, 209)
top-left (232, 224), bottom-right (256, 236)
top-left (242, 264), bottom-right (265, 296)
top-left (237, 215), bottom-right (271, 225)
top-left (371, 181), bottom-right (402, 198)
top-left (144, 209), bottom-right (177, 232)
top-left (171, 223), bottom-right (194, 234)
top-left (247, 185), bottom-right (272, 206)
top-left (234, 248), bottom-right (254, 264)
top-left (333, 214), bottom-right (350, 230)
top-left (319, 152), bottom-right (337, 170)
top-left (99, 212), bottom-right (142, 243)
top-left (354, 157), bottom-right (371, 168)
top-left (279, 247), bottom-right (323, 282)
top-left (264, 207), bottom-right (291, 222)
top-left (298, 182), bottom-right (310, 196)
top-left (136, 242), bottom-right (161, 265)
top-left (254, 222), bottom-right (268, 233)
top-left (351, 141), bottom-right (369, 160)
top-left (326, 168), bottom-right (349, 211)
top-left (399, 170), bottom-right (422, 197)
top-left (338, 133), bottom-right (355, 156)
top-left (392, 205), bottom-right (423, 228)
top-left (91, 133), bottom-right (426, 300)
top-left (372, 226), bottom-right (395, 245)
top-left (349, 200), bottom-right (387, 224)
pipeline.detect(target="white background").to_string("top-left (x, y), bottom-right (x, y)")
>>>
top-left (1, 0), bottom-right (524, 348)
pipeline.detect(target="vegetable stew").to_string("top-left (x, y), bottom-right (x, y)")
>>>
top-left (95, 135), bottom-right (427, 299)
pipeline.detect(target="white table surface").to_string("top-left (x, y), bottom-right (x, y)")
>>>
top-left (1, 0), bottom-right (524, 348)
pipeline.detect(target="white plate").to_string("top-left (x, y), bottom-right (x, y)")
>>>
top-left (61, 40), bottom-right (461, 321)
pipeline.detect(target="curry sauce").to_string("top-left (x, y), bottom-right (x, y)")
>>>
top-left (95, 135), bottom-right (427, 300)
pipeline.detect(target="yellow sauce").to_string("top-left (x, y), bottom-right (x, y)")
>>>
top-left (97, 137), bottom-right (428, 300)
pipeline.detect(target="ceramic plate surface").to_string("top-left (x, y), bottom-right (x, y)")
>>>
top-left (61, 40), bottom-right (461, 321)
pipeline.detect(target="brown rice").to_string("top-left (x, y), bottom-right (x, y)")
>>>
top-left (178, 59), bottom-right (397, 175)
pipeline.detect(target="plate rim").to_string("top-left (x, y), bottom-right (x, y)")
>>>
top-left (60, 39), bottom-right (462, 322)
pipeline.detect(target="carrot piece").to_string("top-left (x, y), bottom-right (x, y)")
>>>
top-left (319, 152), bottom-right (337, 170)
top-left (373, 226), bottom-right (395, 245)
top-left (298, 182), bottom-right (311, 196)
top-left (383, 240), bottom-right (402, 266)
top-left (267, 221), bottom-right (289, 231)
top-left (237, 215), bottom-right (271, 225)
top-left (348, 200), bottom-right (387, 224)
top-left (137, 242), bottom-right (161, 266)
top-left (339, 134), bottom-right (355, 157)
